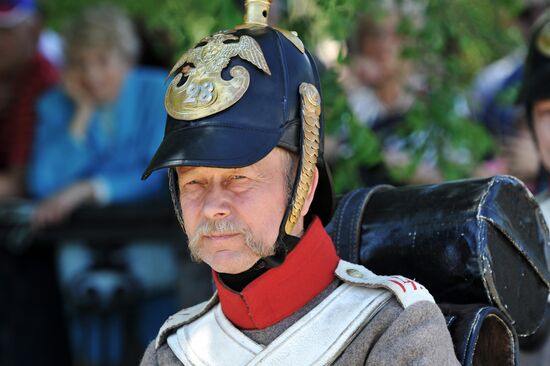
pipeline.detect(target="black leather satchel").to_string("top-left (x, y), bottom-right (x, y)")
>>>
top-left (327, 175), bottom-right (550, 337)
top-left (439, 303), bottom-right (518, 366)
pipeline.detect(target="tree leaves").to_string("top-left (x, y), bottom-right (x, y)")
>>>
top-left (41, 0), bottom-right (523, 193)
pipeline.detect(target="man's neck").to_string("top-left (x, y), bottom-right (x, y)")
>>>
top-left (219, 264), bottom-right (269, 293)
top-left (219, 236), bottom-right (301, 292)
top-left (212, 217), bottom-right (340, 330)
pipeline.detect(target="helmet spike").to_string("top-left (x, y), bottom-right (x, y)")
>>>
top-left (244, 0), bottom-right (272, 26)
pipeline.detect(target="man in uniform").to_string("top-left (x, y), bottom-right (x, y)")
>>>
top-left (517, 9), bottom-right (550, 364)
top-left (519, 9), bottom-right (550, 226)
top-left (140, 1), bottom-right (459, 364)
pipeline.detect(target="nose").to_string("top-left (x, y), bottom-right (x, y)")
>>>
top-left (82, 63), bottom-right (101, 88)
top-left (202, 185), bottom-right (231, 221)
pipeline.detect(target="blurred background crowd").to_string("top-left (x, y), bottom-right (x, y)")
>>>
top-left (1, 0), bottom-right (550, 365)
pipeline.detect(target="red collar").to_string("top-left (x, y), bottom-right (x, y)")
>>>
top-left (213, 217), bottom-right (340, 329)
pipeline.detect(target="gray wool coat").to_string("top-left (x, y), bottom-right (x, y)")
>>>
top-left (140, 281), bottom-right (459, 366)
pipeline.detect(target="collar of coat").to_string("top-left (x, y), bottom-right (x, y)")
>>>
top-left (213, 216), bottom-right (340, 329)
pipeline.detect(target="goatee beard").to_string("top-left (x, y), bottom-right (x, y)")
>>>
top-left (187, 219), bottom-right (275, 262)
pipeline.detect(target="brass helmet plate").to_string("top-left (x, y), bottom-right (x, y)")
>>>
top-left (165, 32), bottom-right (271, 121)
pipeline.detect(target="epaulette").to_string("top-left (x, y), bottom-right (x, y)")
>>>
top-left (155, 293), bottom-right (219, 349)
top-left (335, 260), bottom-right (435, 308)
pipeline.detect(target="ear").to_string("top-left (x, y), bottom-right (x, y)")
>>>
top-left (300, 165), bottom-right (319, 218)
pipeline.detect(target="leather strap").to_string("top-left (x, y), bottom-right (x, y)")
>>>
top-left (249, 284), bottom-right (391, 365)
top-left (167, 280), bottom-right (392, 366)
top-left (167, 305), bottom-right (264, 366)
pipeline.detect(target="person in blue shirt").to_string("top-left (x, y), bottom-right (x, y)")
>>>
top-left (28, 6), bottom-right (165, 224)
top-left (26, 5), bottom-right (177, 364)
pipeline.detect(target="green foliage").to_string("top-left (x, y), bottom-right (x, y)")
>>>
top-left (390, 0), bottom-right (518, 183)
top-left (285, 0), bottom-right (521, 192)
top-left (41, 0), bottom-right (525, 193)
top-left (40, 0), bottom-right (241, 57)
top-left (321, 69), bottom-right (382, 191)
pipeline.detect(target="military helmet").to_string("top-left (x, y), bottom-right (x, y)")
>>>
top-left (142, 0), bottom-right (335, 262)
top-left (518, 10), bottom-right (550, 121)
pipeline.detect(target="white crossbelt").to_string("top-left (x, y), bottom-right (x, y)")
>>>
top-left (167, 282), bottom-right (392, 366)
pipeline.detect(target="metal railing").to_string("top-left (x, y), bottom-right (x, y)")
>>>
top-left (0, 199), bottom-right (210, 366)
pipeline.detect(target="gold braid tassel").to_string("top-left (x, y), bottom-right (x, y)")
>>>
top-left (538, 22), bottom-right (550, 57)
top-left (285, 82), bottom-right (321, 235)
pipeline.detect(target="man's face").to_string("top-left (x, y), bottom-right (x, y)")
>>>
top-left (176, 148), bottom-right (290, 274)
top-left (66, 46), bottom-right (129, 104)
top-left (533, 100), bottom-right (550, 170)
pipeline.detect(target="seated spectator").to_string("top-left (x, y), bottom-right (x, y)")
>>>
top-left (28, 5), bottom-right (165, 223)
top-left (340, 3), bottom-right (442, 186)
top-left (517, 8), bottom-right (550, 363)
top-left (0, 0), bottom-right (58, 198)
top-left (0, 2), bottom-right (72, 366)
top-left (26, 4), bottom-right (178, 363)
top-left (342, 11), bottom-right (417, 128)
top-left (469, 0), bottom-right (546, 190)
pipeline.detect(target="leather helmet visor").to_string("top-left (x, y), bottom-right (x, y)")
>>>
top-left (142, 123), bottom-right (282, 179)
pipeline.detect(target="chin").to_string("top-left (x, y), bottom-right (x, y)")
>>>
top-left (94, 94), bottom-right (115, 104)
top-left (207, 252), bottom-right (258, 274)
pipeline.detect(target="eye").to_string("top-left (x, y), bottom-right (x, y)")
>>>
top-left (180, 179), bottom-right (207, 197)
top-left (185, 179), bottom-right (202, 186)
top-left (225, 175), bottom-right (251, 190)
top-left (180, 179), bottom-right (206, 191)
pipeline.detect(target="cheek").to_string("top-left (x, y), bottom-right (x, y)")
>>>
top-left (94, 67), bottom-right (123, 95)
top-left (536, 119), bottom-right (550, 145)
top-left (179, 197), bottom-right (200, 234)
top-left (106, 64), bottom-right (126, 85)
top-left (535, 119), bottom-right (550, 168)
top-left (239, 185), bottom-right (287, 243)
top-left (87, 59), bottom-right (127, 94)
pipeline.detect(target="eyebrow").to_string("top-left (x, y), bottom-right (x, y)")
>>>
top-left (175, 166), bottom-right (194, 176)
top-left (176, 166), bottom-right (248, 179)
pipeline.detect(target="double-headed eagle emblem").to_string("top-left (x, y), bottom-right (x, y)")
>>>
top-left (165, 32), bottom-right (271, 120)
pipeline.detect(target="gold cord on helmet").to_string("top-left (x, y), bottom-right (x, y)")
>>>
top-left (537, 22), bottom-right (550, 57)
top-left (285, 83), bottom-right (321, 235)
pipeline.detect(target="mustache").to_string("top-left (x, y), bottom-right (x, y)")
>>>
top-left (192, 219), bottom-right (247, 238)
top-left (187, 219), bottom-right (274, 262)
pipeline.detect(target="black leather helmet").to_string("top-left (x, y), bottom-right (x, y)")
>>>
top-left (518, 10), bottom-right (550, 125)
top-left (142, 0), bottom-right (334, 263)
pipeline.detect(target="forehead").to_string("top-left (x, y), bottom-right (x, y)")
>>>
top-left (535, 100), bottom-right (550, 111)
top-left (67, 45), bottom-right (121, 63)
top-left (535, 98), bottom-right (550, 107)
top-left (175, 148), bottom-right (287, 177)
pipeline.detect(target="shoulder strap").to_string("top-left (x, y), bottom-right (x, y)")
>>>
top-left (166, 282), bottom-right (392, 366)
top-left (155, 293), bottom-right (219, 349)
top-left (327, 185), bottom-right (393, 263)
top-left (335, 260), bottom-right (435, 308)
